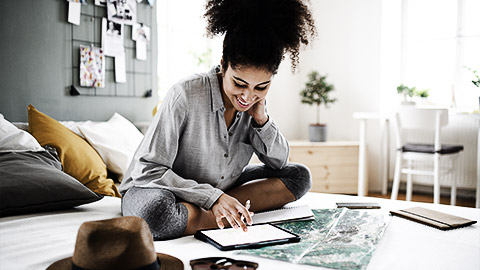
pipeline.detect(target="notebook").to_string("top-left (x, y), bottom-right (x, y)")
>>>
top-left (252, 205), bottom-right (314, 225)
top-left (390, 207), bottom-right (477, 230)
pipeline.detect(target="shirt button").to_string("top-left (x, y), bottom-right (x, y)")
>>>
top-left (224, 135), bottom-right (227, 139)
top-left (221, 176), bottom-right (224, 179)
top-left (228, 132), bottom-right (233, 136)
top-left (257, 128), bottom-right (262, 132)
top-left (224, 153), bottom-right (228, 157)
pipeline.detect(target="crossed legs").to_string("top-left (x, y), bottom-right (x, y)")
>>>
top-left (122, 163), bottom-right (311, 240)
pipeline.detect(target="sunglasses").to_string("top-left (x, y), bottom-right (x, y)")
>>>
top-left (190, 257), bottom-right (259, 270)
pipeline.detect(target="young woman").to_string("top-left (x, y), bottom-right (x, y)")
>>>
top-left (120, 0), bottom-right (316, 240)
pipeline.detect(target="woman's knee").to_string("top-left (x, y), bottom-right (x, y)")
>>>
top-left (281, 163), bottom-right (312, 199)
top-left (294, 163), bottom-right (312, 197)
top-left (122, 187), bottom-right (187, 240)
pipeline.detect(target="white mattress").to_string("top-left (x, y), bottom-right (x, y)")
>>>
top-left (0, 197), bottom-right (122, 270)
top-left (1, 193), bottom-right (479, 270)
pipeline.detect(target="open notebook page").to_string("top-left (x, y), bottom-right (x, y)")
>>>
top-left (252, 205), bottom-right (314, 225)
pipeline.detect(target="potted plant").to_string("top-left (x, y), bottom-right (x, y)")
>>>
top-left (300, 71), bottom-right (337, 142)
top-left (397, 84), bottom-right (429, 105)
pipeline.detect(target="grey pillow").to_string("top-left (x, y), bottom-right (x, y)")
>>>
top-left (0, 147), bottom-right (102, 217)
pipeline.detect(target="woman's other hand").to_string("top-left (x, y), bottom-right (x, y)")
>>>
top-left (211, 194), bottom-right (253, 232)
top-left (248, 98), bottom-right (268, 126)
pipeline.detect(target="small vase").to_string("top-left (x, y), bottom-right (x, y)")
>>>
top-left (309, 124), bottom-right (327, 142)
top-left (400, 101), bottom-right (416, 106)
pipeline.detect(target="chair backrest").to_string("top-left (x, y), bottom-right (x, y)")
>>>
top-left (394, 107), bottom-right (449, 151)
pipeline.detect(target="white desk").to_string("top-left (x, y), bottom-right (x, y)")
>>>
top-left (353, 112), bottom-right (390, 196)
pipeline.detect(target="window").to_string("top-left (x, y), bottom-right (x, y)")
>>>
top-left (401, 0), bottom-right (480, 112)
top-left (157, 0), bottom-right (222, 99)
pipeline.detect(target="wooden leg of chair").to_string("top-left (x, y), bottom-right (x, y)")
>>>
top-left (391, 151), bottom-right (402, 200)
top-left (406, 159), bottom-right (413, 201)
top-left (433, 153), bottom-right (440, 204)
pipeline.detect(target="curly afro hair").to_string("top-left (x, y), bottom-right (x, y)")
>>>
top-left (204, 0), bottom-right (316, 74)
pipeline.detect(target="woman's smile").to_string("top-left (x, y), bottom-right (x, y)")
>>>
top-left (235, 95), bottom-right (254, 109)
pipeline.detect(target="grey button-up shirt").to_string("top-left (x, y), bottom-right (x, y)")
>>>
top-left (119, 66), bottom-right (289, 209)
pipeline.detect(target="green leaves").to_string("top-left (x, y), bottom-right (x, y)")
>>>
top-left (300, 71), bottom-right (337, 124)
top-left (471, 70), bottom-right (480, 87)
top-left (300, 71), bottom-right (337, 107)
top-left (465, 66), bottom-right (479, 88)
top-left (396, 84), bottom-right (429, 101)
top-left (416, 89), bottom-right (430, 98)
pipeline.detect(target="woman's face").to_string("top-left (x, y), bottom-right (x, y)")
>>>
top-left (221, 64), bottom-right (273, 111)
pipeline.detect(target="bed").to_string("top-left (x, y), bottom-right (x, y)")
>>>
top-left (1, 192), bottom-right (479, 270)
top-left (1, 107), bottom-right (479, 269)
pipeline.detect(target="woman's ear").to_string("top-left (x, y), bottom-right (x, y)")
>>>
top-left (220, 58), bottom-right (225, 75)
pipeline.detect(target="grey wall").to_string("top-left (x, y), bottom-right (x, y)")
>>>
top-left (0, 0), bottom-right (158, 122)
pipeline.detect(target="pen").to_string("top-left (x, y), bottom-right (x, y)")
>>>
top-left (242, 200), bottom-right (251, 224)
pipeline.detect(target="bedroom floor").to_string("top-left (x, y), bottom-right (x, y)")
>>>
top-left (367, 191), bottom-right (476, 208)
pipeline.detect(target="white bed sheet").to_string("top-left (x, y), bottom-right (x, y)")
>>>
top-left (0, 197), bottom-right (122, 270)
top-left (1, 193), bottom-right (479, 270)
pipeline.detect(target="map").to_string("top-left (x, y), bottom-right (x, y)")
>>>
top-left (238, 208), bottom-right (391, 269)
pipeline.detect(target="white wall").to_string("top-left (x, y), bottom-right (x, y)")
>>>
top-left (266, 0), bottom-right (386, 191)
top-left (157, 0), bottom-right (393, 192)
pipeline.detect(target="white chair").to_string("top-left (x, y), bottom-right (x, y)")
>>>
top-left (390, 107), bottom-right (464, 205)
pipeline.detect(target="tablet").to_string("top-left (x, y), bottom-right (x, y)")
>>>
top-left (194, 224), bottom-right (300, 251)
top-left (336, 202), bottom-right (381, 209)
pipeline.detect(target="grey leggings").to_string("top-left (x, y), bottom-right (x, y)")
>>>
top-left (121, 162), bottom-right (311, 240)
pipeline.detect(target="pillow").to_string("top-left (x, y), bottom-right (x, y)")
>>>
top-left (78, 113), bottom-right (144, 181)
top-left (0, 114), bottom-right (44, 152)
top-left (0, 147), bottom-right (103, 217)
top-left (59, 120), bottom-right (89, 138)
top-left (27, 105), bottom-right (120, 197)
top-left (12, 119), bottom-right (90, 138)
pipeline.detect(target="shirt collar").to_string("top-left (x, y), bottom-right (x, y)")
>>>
top-left (208, 65), bottom-right (225, 112)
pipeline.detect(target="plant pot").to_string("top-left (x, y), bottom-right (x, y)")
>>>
top-left (309, 124), bottom-right (327, 142)
top-left (400, 101), bottom-right (416, 106)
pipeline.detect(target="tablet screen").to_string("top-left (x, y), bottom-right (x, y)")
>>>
top-left (201, 224), bottom-right (296, 247)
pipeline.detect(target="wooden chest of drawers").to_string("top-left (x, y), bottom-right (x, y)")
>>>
top-left (250, 141), bottom-right (362, 194)
top-left (288, 141), bottom-right (361, 194)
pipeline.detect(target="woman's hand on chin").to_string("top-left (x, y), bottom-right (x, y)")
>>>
top-left (248, 98), bottom-right (268, 126)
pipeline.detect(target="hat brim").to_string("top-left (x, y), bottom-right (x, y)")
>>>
top-left (47, 253), bottom-right (183, 270)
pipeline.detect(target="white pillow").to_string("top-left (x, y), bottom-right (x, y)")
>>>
top-left (78, 113), bottom-right (144, 181)
top-left (0, 114), bottom-right (44, 152)
top-left (59, 121), bottom-right (90, 138)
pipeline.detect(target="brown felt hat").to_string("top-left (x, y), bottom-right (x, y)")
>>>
top-left (47, 216), bottom-right (183, 270)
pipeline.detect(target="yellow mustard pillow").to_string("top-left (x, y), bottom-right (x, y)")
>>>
top-left (27, 105), bottom-right (120, 198)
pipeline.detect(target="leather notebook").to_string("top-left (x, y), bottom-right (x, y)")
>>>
top-left (390, 207), bottom-right (477, 230)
